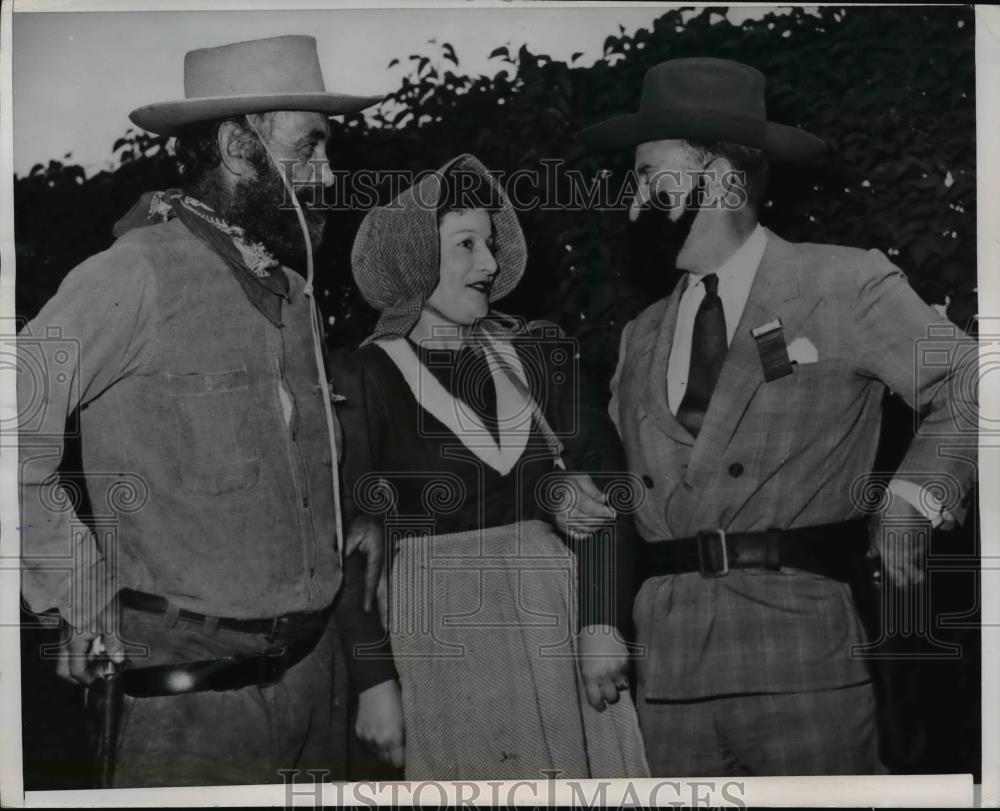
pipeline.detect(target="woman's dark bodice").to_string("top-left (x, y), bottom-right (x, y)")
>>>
top-left (333, 327), bottom-right (635, 630)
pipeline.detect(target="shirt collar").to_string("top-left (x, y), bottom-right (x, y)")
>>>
top-left (687, 223), bottom-right (767, 288)
top-left (114, 189), bottom-right (290, 328)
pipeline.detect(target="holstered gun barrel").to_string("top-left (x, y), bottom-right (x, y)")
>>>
top-left (85, 664), bottom-right (124, 789)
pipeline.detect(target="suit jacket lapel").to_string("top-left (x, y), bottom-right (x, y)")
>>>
top-left (684, 230), bottom-right (818, 490)
top-left (642, 281), bottom-right (696, 447)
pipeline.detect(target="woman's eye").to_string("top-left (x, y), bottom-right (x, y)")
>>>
top-left (459, 239), bottom-right (474, 250)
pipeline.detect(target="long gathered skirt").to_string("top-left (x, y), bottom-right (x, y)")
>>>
top-left (387, 518), bottom-right (649, 781)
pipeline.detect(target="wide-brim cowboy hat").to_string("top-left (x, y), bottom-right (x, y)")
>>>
top-left (579, 57), bottom-right (827, 164)
top-left (130, 35), bottom-right (383, 136)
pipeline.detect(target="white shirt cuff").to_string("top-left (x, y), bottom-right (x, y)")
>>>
top-left (887, 479), bottom-right (955, 530)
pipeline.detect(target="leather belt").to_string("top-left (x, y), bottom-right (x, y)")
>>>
top-left (115, 589), bottom-right (331, 697)
top-left (118, 588), bottom-right (330, 643)
top-left (118, 640), bottom-right (318, 698)
top-left (639, 519), bottom-right (869, 582)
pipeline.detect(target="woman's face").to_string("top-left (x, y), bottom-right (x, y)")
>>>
top-left (428, 209), bottom-right (498, 325)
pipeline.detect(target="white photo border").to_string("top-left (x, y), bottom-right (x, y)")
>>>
top-left (0, 1), bottom-right (993, 807)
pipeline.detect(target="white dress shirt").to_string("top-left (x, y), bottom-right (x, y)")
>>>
top-left (279, 379), bottom-right (293, 426)
top-left (667, 224), bottom-right (767, 414)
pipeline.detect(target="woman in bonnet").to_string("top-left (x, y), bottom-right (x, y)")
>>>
top-left (336, 154), bottom-right (647, 780)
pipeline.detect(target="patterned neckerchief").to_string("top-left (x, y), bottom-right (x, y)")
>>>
top-left (113, 189), bottom-right (291, 327)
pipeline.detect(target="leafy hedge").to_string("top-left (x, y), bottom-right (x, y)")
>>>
top-left (15, 5), bottom-right (975, 379)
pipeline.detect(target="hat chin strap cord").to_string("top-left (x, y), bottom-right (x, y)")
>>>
top-left (248, 120), bottom-right (344, 560)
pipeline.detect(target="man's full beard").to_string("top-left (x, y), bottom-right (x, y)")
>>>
top-left (222, 144), bottom-right (328, 270)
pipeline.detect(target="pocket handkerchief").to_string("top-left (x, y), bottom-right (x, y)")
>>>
top-left (787, 336), bottom-right (819, 365)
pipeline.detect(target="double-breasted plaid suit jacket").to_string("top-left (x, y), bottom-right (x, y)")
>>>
top-left (609, 227), bottom-right (977, 699)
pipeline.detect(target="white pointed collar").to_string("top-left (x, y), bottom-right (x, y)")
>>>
top-left (376, 337), bottom-right (532, 475)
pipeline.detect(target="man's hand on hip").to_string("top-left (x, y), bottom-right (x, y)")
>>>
top-left (869, 489), bottom-right (933, 588)
top-left (56, 608), bottom-right (125, 686)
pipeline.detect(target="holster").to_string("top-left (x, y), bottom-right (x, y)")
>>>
top-left (849, 556), bottom-right (926, 772)
top-left (84, 667), bottom-right (124, 789)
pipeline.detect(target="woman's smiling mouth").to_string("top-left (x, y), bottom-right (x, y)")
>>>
top-left (467, 280), bottom-right (493, 295)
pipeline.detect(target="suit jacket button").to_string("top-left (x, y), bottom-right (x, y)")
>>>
top-left (729, 463), bottom-right (744, 478)
top-left (642, 474), bottom-right (654, 488)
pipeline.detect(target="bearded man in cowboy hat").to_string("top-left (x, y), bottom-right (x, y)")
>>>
top-left (18, 35), bottom-right (398, 786)
top-left (580, 58), bottom-right (977, 775)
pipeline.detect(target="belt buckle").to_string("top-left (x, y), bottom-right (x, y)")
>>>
top-left (256, 646), bottom-right (290, 688)
top-left (697, 529), bottom-right (729, 577)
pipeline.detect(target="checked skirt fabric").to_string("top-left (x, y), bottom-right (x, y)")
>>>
top-left (387, 519), bottom-right (649, 780)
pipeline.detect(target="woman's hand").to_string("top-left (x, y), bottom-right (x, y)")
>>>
top-left (578, 624), bottom-right (630, 711)
top-left (548, 472), bottom-right (617, 540)
top-left (375, 562), bottom-right (389, 631)
top-left (356, 679), bottom-right (405, 768)
top-left (344, 514), bottom-right (385, 612)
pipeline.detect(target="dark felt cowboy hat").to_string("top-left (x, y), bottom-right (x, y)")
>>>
top-left (130, 35), bottom-right (383, 136)
top-left (579, 57), bottom-right (826, 163)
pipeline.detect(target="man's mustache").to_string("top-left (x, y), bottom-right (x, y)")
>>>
top-left (633, 173), bottom-right (710, 220)
top-left (629, 187), bottom-right (699, 242)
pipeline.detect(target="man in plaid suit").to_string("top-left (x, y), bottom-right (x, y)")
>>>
top-left (581, 58), bottom-right (977, 775)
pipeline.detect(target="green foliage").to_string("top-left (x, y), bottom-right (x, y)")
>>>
top-left (14, 5), bottom-right (975, 381)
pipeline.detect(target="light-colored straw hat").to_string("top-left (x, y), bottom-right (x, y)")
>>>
top-left (130, 35), bottom-right (383, 136)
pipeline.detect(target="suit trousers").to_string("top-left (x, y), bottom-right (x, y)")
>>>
top-left (638, 681), bottom-right (883, 776)
top-left (110, 605), bottom-right (343, 787)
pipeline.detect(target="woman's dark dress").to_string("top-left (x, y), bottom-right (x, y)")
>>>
top-left (336, 329), bottom-right (633, 629)
top-left (331, 327), bottom-right (645, 779)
